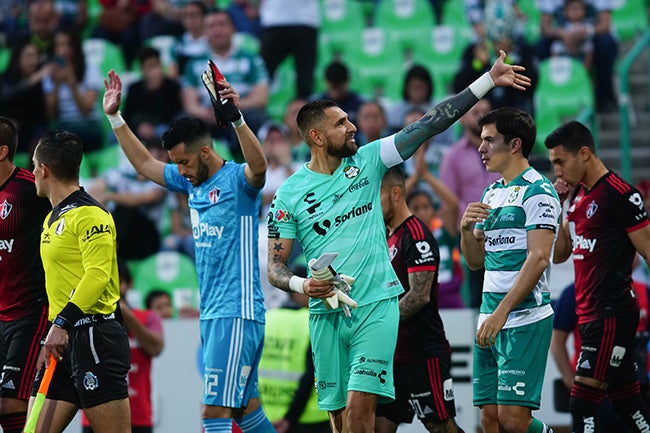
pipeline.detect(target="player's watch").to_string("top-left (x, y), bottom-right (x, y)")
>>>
top-left (52, 315), bottom-right (72, 331)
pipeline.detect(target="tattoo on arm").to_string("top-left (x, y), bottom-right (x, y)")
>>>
top-left (399, 271), bottom-right (435, 320)
top-left (395, 88), bottom-right (479, 160)
top-left (267, 240), bottom-right (294, 292)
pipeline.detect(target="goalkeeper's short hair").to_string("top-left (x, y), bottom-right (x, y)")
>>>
top-left (161, 117), bottom-right (212, 151)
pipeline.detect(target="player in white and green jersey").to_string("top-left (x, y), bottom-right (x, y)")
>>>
top-left (460, 108), bottom-right (559, 433)
top-left (268, 52), bottom-right (532, 433)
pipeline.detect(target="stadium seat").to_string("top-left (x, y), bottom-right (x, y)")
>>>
top-left (374, 0), bottom-right (436, 53)
top-left (411, 24), bottom-right (474, 98)
top-left (83, 38), bottom-right (127, 84)
top-left (268, 56), bottom-right (296, 122)
top-left (144, 35), bottom-right (178, 72)
top-left (0, 46), bottom-right (10, 74)
top-left (533, 56), bottom-right (594, 152)
top-left (517, 0), bottom-right (541, 44)
top-left (233, 32), bottom-right (261, 54)
top-left (440, 0), bottom-right (470, 27)
top-left (347, 27), bottom-right (403, 101)
top-left (612, 0), bottom-right (649, 41)
top-left (129, 251), bottom-right (200, 314)
top-left (320, 0), bottom-right (368, 58)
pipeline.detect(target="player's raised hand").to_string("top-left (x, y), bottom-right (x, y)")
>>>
top-left (103, 69), bottom-right (122, 115)
top-left (488, 50), bottom-right (531, 91)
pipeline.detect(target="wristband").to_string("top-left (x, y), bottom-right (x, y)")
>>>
top-left (106, 111), bottom-right (125, 129)
top-left (231, 113), bottom-right (246, 128)
top-left (52, 315), bottom-right (72, 331)
top-left (469, 72), bottom-right (495, 99)
top-left (289, 276), bottom-right (306, 294)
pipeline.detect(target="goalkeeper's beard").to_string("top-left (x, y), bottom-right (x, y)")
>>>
top-left (326, 137), bottom-right (358, 159)
top-left (190, 158), bottom-right (211, 186)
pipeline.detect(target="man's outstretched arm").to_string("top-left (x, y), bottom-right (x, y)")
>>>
top-left (394, 50), bottom-right (531, 161)
top-left (103, 70), bottom-right (167, 186)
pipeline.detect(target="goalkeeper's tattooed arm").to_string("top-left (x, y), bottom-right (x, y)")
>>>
top-left (394, 50), bottom-right (531, 161)
top-left (268, 238), bottom-right (335, 298)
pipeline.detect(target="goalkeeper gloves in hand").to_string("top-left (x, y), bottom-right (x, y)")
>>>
top-left (201, 59), bottom-right (241, 128)
top-left (308, 257), bottom-right (358, 315)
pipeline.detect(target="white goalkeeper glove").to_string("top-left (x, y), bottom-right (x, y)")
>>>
top-left (308, 253), bottom-right (358, 316)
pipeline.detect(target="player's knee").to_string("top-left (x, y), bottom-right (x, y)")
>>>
top-left (480, 409), bottom-right (498, 432)
top-left (496, 413), bottom-right (529, 433)
top-left (345, 407), bottom-right (374, 433)
top-left (423, 419), bottom-right (451, 433)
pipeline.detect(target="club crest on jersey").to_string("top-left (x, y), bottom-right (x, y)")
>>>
top-left (343, 166), bottom-right (360, 179)
top-left (507, 186), bottom-right (521, 203)
top-left (55, 219), bottom-right (65, 235)
top-left (209, 187), bottom-right (220, 204)
top-left (586, 200), bottom-right (598, 219)
top-left (388, 244), bottom-right (398, 261)
top-left (0, 200), bottom-right (12, 220)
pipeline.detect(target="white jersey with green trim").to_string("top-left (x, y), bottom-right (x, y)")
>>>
top-left (268, 137), bottom-right (404, 314)
top-left (475, 167), bottom-right (560, 328)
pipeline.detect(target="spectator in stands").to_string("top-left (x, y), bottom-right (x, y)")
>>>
top-left (258, 120), bottom-right (293, 218)
top-left (7, 0), bottom-right (60, 64)
top-left (536, 0), bottom-right (619, 113)
top-left (386, 65), bottom-right (436, 133)
top-left (92, 0), bottom-right (152, 68)
top-left (82, 260), bottom-right (164, 433)
top-left (44, 28), bottom-right (105, 155)
top-left (464, 0), bottom-right (524, 42)
top-left (355, 101), bottom-right (388, 146)
top-left (181, 8), bottom-right (269, 157)
top-left (282, 98), bottom-right (310, 167)
top-left (145, 289), bottom-right (174, 319)
top-left (0, 41), bottom-right (51, 162)
top-left (88, 138), bottom-right (169, 260)
top-left (550, 0), bottom-right (594, 70)
top-left (453, 2), bottom-right (537, 113)
top-left (439, 99), bottom-right (499, 308)
top-left (259, 0), bottom-right (318, 99)
top-left (162, 192), bottom-right (195, 259)
top-left (124, 46), bottom-right (183, 142)
top-left (406, 149), bottom-right (465, 309)
top-left (310, 60), bottom-right (365, 126)
top-left (140, 0), bottom-right (185, 41)
top-left (228, 0), bottom-right (261, 38)
top-left (55, 0), bottom-right (89, 34)
top-left (169, 1), bottom-right (208, 78)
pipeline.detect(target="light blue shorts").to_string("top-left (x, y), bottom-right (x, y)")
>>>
top-left (200, 317), bottom-right (264, 408)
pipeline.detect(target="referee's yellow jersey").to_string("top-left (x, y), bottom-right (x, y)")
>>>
top-left (40, 190), bottom-right (120, 320)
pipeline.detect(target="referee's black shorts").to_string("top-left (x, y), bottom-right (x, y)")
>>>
top-left (32, 317), bottom-right (130, 409)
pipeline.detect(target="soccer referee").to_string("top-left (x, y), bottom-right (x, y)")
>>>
top-left (30, 130), bottom-right (131, 433)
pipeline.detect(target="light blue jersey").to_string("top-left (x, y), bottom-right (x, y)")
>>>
top-left (164, 161), bottom-right (265, 322)
top-left (269, 137), bottom-right (405, 314)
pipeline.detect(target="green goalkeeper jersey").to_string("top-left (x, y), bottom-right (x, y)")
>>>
top-left (268, 137), bottom-right (404, 314)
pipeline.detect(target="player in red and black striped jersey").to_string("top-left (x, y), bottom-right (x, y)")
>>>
top-left (376, 167), bottom-right (464, 433)
top-left (0, 117), bottom-right (50, 433)
top-left (547, 121), bottom-right (650, 433)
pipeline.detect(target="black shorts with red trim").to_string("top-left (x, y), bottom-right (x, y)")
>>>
top-left (0, 304), bottom-right (49, 400)
top-left (577, 314), bottom-right (640, 385)
top-left (376, 352), bottom-right (456, 425)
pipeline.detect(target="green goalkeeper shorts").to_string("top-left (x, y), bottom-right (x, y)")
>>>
top-left (309, 296), bottom-right (399, 411)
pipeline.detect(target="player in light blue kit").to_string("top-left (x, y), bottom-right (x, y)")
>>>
top-left (267, 51), bottom-right (531, 433)
top-left (102, 67), bottom-right (274, 433)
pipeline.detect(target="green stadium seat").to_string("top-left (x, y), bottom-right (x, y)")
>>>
top-left (347, 27), bottom-right (403, 101)
top-left (517, 0), bottom-right (541, 44)
top-left (534, 56), bottom-right (594, 152)
top-left (129, 251), bottom-right (200, 314)
top-left (233, 32), bottom-right (261, 54)
top-left (612, 0), bottom-right (649, 41)
top-left (83, 38), bottom-right (126, 80)
top-left (373, 0), bottom-right (436, 53)
top-left (144, 35), bottom-right (178, 72)
top-left (440, 0), bottom-right (470, 27)
top-left (0, 46), bottom-right (10, 74)
top-left (320, 0), bottom-right (368, 58)
top-left (268, 56), bottom-right (296, 122)
top-left (410, 24), bottom-right (474, 98)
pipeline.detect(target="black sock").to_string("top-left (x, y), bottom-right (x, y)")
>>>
top-left (608, 381), bottom-right (650, 433)
top-left (570, 381), bottom-right (605, 433)
top-left (0, 411), bottom-right (27, 433)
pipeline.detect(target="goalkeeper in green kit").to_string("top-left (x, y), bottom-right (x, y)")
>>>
top-left (266, 51), bottom-right (531, 433)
